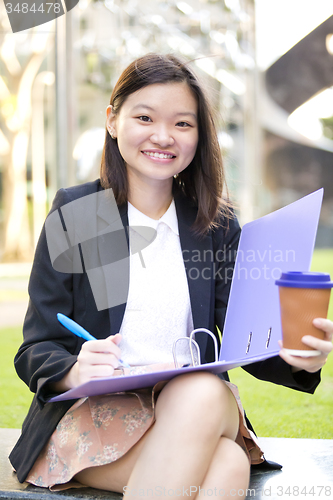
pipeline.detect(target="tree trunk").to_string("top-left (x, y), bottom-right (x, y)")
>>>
top-left (1, 51), bottom-right (47, 261)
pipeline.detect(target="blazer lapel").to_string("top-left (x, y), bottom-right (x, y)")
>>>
top-left (95, 192), bottom-right (129, 335)
top-left (108, 203), bottom-right (129, 335)
top-left (175, 195), bottom-right (214, 362)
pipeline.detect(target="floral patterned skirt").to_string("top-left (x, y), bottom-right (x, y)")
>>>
top-left (25, 380), bottom-right (264, 490)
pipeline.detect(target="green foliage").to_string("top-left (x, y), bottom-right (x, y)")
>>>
top-left (310, 249), bottom-right (333, 320)
top-left (320, 116), bottom-right (333, 140)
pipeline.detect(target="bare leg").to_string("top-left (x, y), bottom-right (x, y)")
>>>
top-left (193, 437), bottom-right (250, 500)
top-left (125, 372), bottom-right (239, 493)
top-left (75, 372), bottom-right (247, 496)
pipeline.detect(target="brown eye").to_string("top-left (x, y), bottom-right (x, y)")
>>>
top-left (177, 121), bottom-right (191, 127)
top-left (138, 116), bottom-right (152, 122)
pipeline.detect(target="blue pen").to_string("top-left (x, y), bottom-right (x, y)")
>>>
top-left (57, 313), bottom-right (130, 368)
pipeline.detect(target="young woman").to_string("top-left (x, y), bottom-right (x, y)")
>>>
top-left (10, 54), bottom-right (333, 498)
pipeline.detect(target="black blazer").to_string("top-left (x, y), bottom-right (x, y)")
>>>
top-left (9, 179), bottom-right (321, 482)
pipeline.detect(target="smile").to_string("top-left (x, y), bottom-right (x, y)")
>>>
top-left (142, 151), bottom-right (176, 159)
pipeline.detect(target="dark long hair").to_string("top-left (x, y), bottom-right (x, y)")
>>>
top-left (100, 53), bottom-right (231, 235)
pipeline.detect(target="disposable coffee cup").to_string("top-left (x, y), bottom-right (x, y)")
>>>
top-left (275, 272), bottom-right (333, 357)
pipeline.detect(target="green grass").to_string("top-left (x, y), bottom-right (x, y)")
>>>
top-left (230, 356), bottom-right (333, 438)
top-left (1, 250), bottom-right (333, 435)
top-left (0, 326), bottom-right (32, 428)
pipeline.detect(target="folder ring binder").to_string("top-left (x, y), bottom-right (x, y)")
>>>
top-left (172, 328), bottom-right (219, 368)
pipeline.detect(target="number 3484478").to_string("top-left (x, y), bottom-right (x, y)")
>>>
top-left (5, 2), bottom-right (62, 14)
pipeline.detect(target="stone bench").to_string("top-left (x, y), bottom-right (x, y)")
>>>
top-left (1, 429), bottom-right (332, 499)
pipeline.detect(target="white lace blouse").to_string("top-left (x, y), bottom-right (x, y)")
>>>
top-left (118, 200), bottom-right (194, 366)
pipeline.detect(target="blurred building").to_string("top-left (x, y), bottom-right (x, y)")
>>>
top-left (0, 0), bottom-right (333, 260)
top-left (262, 14), bottom-right (333, 247)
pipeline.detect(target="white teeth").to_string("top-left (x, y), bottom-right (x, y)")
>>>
top-left (143, 151), bottom-right (174, 159)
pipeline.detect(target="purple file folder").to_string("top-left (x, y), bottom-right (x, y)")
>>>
top-left (220, 188), bottom-right (323, 362)
top-left (49, 189), bottom-right (323, 403)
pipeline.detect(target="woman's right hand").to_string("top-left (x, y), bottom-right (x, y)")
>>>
top-left (75, 333), bottom-right (122, 385)
top-left (50, 333), bottom-right (123, 393)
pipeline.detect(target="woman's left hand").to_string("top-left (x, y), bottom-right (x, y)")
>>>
top-left (279, 318), bottom-right (333, 373)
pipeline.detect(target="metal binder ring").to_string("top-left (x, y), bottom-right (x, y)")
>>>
top-left (172, 329), bottom-right (218, 368)
top-left (189, 328), bottom-right (219, 364)
top-left (172, 337), bottom-right (201, 368)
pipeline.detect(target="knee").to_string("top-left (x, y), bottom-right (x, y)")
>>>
top-left (187, 372), bottom-right (233, 412)
top-left (156, 372), bottom-right (238, 433)
top-left (159, 372), bottom-right (228, 408)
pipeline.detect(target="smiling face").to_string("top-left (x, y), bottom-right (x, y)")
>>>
top-left (106, 82), bottom-right (199, 193)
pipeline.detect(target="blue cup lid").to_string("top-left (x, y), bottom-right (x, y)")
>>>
top-left (275, 271), bottom-right (333, 289)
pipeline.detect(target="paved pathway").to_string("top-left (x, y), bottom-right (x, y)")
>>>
top-left (0, 301), bottom-right (29, 328)
top-left (0, 263), bottom-right (31, 329)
